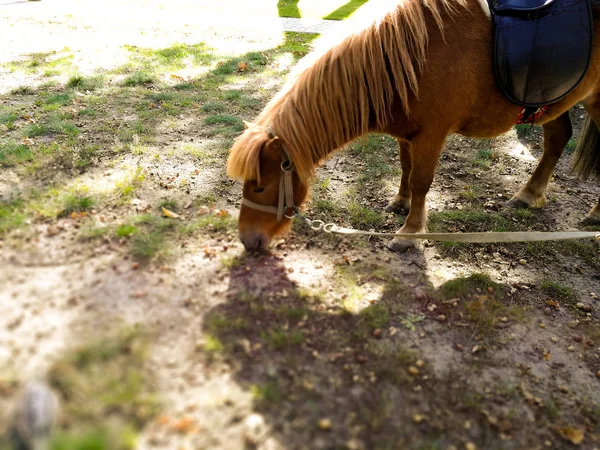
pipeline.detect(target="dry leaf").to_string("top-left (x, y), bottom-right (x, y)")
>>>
top-left (557, 426), bottom-right (584, 445)
top-left (237, 62), bottom-right (249, 72)
top-left (162, 207), bottom-right (180, 219)
top-left (21, 138), bottom-right (34, 146)
top-left (546, 299), bottom-right (560, 309)
top-left (171, 416), bottom-right (198, 434)
top-left (170, 74), bottom-right (184, 80)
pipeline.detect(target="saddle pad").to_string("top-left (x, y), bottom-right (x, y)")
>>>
top-left (491, 0), bottom-right (593, 108)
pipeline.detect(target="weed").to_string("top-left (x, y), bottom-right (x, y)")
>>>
top-left (539, 279), bottom-right (576, 301)
top-left (61, 194), bottom-right (95, 216)
top-left (0, 141), bottom-right (33, 167)
top-left (441, 273), bottom-right (497, 299)
top-left (357, 303), bottom-right (389, 333)
top-left (47, 328), bottom-right (159, 447)
top-left (116, 224), bottom-right (138, 238)
top-left (158, 199), bottom-right (178, 212)
top-left (262, 328), bottom-right (304, 350)
top-left (251, 380), bottom-right (283, 406)
top-left (123, 71), bottom-right (156, 86)
top-left (67, 75), bottom-right (104, 91)
top-left (201, 102), bottom-right (226, 113)
top-left (0, 199), bottom-right (25, 234)
top-left (347, 202), bottom-right (385, 229)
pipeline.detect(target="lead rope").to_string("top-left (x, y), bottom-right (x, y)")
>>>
top-left (292, 208), bottom-right (600, 244)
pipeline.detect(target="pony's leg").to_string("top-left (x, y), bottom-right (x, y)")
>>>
top-left (385, 139), bottom-right (412, 214)
top-left (388, 132), bottom-right (446, 252)
top-left (508, 111), bottom-right (572, 208)
top-left (582, 196), bottom-right (600, 225)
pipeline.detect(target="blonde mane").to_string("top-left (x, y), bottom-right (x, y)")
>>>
top-left (227, 0), bottom-right (463, 183)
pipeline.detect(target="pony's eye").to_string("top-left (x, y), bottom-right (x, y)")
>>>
top-left (253, 187), bottom-right (265, 193)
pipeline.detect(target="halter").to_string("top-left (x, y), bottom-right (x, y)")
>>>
top-left (241, 128), bottom-right (297, 221)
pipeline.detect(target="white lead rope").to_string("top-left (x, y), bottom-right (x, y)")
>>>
top-left (297, 212), bottom-right (600, 243)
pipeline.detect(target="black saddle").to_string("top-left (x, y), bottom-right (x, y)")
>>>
top-left (489, 0), bottom-right (593, 108)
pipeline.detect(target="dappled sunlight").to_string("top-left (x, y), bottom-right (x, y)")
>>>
top-left (505, 136), bottom-right (538, 162)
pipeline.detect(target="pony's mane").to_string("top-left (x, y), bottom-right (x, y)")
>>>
top-left (227, 0), bottom-right (464, 183)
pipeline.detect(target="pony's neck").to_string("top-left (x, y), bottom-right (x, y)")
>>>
top-left (255, 0), bottom-right (447, 181)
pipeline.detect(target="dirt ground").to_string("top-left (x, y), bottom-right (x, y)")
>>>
top-left (1, 1), bottom-right (600, 450)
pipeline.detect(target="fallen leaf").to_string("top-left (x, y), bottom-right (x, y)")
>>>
top-left (171, 416), bottom-right (198, 434)
top-left (170, 74), bottom-right (184, 80)
top-left (546, 299), bottom-right (560, 309)
top-left (21, 138), bottom-right (34, 146)
top-left (557, 426), bottom-right (585, 445)
top-left (162, 207), bottom-right (180, 219)
top-left (237, 62), bottom-right (249, 72)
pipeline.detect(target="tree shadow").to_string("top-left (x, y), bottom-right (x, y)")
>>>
top-left (199, 240), bottom-right (600, 449)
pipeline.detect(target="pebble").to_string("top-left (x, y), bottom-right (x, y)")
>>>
top-left (551, 336), bottom-right (558, 343)
top-left (518, 259), bottom-right (527, 265)
top-left (583, 304), bottom-right (593, 312)
top-left (576, 303), bottom-right (585, 310)
top-left (539, 323), bottom-right (546, 329)
top-left (466, 442), bottom-right (477, 450)
top-left (596, 370), bottom-right (600, 379)
top-left (408, 366), bottom-right (420, 376)
top-left (198, 205), bottom-right (210, 216)
top-left (437, 314), bottom-right (447, 322)
top-left (416, 360), bottom-right (425, 368)
top-left (318, 418), bottom-right (332, 431)
top-left (572, 335), bottom-right (583, 343)
top-left (244, 414), bottom-right (266, 444)
top-left (372, 329), bottom-right (382, 339)
top-left (567, 345), bottom-right (575, 352)
top-left (412, 414), bottom-right (425, 423)
top-left (558, 385), bottom-right (569, 393)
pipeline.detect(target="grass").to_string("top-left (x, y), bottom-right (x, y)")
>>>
top-left (66, 74), bottom-right (104, 91)
top-left (539, 279), bottom-right (576, 301)
top-left (0, 141), bottom-right (33, 167)
top-left (61, 194), bottom-right (95, 216)
top-left (129, 215), bottom-right (175, 261)
top-left (471, 148), bottom-right (495, 168)
top-left (123, 71), bottom-right (156, 86)
top-left (262, 328), bottom-right (304, 350)
top-left (0, 200), bottom-right (26, 235)
top-left (440, 273), bottom-right (497, 299)
top-left (47, 328), bottom-right (158, 449)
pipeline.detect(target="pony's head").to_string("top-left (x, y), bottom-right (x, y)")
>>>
top-left (227, 122), bottom-right (309, 252)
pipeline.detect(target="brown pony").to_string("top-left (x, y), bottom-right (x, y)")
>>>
top-left (227, 0), bottom-right (600, 252)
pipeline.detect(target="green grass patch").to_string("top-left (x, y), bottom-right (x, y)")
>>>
top-left (47, 328), bottom-right (158, 448)
top-left (123, 43), bottom-right (212, 71)
top-left (129, 214), bottom-right (176, 261)
top-left (323, 0), bottom-right (368, 19)
top-left (262, 328), bottom-right (304, 350)
top-left (251, 380), bottom-right (283, 406)
top-left (123, 71), bottom-right (156, 87)
top-left (0, 141), bottom-right (33, 167)
top-left (22, 115), bottom-right (79, 138)
top-left (203, 114), bottom-right (243, 127)
top-left (67, 74), bottom-right (104, 91)
top-left (116, 224), bottom-right (138, 238)
top-left (472, 148), bottom-right (495, 167)
top-left (440, 273), bottom-right (497, 299)
top-left (61, 194), bottom-right (95, 216)
top-left (539, 279), bottom-right (576, 301)
top-left (347, 202), bottom-right (386, 229)
top-left (0, 199), bottom-right (26, 234)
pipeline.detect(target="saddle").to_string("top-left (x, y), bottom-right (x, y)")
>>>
top-left (489, 0), bottom-right (593, 117)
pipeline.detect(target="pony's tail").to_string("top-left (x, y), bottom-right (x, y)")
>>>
top-left (573, 114), bottom-right (600, 180)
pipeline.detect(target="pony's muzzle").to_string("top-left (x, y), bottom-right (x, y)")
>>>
top-left (240, 231), bottom-right (271, 252)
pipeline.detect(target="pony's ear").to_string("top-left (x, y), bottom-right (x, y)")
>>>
top-left (261, 136), bottom-right (282, 162)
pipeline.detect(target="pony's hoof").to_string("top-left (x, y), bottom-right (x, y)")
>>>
top-left (507, 197), bottom-right (531, 209)
top-left (581, 215), bottom-right (600, 226)
top-left (387, 237), bottom-right (416, 253)
top-left (385, 201), bottom-right (410, 215)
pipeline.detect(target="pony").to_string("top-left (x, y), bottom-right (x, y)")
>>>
top-left (227, 0), bottom-right (600, 252)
